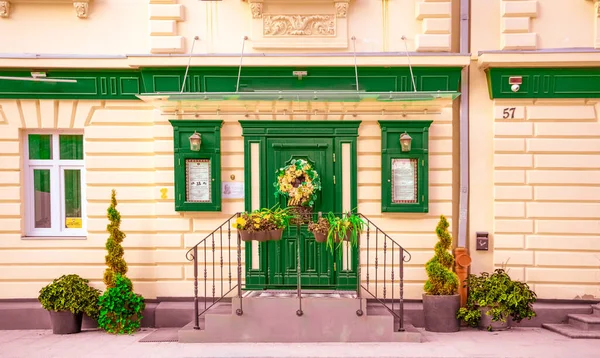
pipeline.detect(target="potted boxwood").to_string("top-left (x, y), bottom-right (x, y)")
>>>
top-left (422, 215), bottom-right (460, 332)
top-left (457, 269), bottom-right (537, 331)
top-left (38, 274), bottom-right (101, 334)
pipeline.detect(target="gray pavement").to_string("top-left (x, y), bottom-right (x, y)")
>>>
top-left (0, 327), bottom-right (598, 358)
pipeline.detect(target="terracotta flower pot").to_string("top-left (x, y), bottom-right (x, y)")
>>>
top-left (313, 232), bottom-right (327, 243)
top-left (239, 230), bottom-right (253, 242)
top-left (334, 229), bottom-right (359, 243)
top-left (254, 231), bottom-right (270, 242)
top-left (49, 310), bottom-right (83, 335)
top-left (269, 228), bottom-right (284, 241)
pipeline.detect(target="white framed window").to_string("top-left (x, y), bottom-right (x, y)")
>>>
top-left (24, 131), bottom-right (86, 237)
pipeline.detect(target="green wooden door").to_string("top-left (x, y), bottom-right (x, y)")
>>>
top-left (266, 138), bottom-right (336, 288)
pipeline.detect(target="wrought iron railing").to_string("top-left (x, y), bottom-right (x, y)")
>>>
top-left (185, 213), bottom-right (243, 330)
top-left (185, 211), bottom-right (411, 332)
top-left (358, 214), bottom-right (412, 332)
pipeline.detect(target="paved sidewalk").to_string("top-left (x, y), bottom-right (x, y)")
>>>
top-left (0, 327), bottom-right (598, 358)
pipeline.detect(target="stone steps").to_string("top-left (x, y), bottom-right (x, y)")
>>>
top-left (178, 293), bottom-right (422, 343)
top-left (542, 304), bottom-right (600, 339)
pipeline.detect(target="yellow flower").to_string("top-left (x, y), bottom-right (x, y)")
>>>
top-left (233, 217), bottom-right (246, 229)
top-left (295, 170), bottom-right (302, 176)
top-left (254, 223), bottom-right (260, 229)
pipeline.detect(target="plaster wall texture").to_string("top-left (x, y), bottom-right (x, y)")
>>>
top-left (489, 100), bottom-right (600, 300)
top-left (0, 0), bottom-right (455, 55)
top-left (0, 100), bottom-right (455, 300)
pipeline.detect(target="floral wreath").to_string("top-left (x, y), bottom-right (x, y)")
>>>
top-left (274, 159), bottom-right (322, 207)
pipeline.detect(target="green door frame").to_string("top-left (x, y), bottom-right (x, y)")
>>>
top-left (239, 120), bottom-right (361, 290)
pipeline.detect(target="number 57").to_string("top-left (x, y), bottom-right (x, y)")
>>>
top-left (503, 107), bottom-right (516, 119)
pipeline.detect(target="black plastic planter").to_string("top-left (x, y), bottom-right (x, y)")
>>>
top-left (49, 310), bottom-right (83, 334)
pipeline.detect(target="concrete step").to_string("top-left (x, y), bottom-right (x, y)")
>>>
top-left (592, 304), bottom-right (600, 317)
top-left (179, 295), bottom-right (422, 343)
top-left (542, 323), bottom-right (600, 339)
top-left (567, 314), bottom-right (600, 331)
top-left (156, 301), bottom-right (231, 328)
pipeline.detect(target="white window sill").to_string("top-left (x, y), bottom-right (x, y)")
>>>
top-left (22, 236), bottom-right (87, 240)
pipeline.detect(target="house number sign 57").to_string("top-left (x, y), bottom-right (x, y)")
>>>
top-left (494, 106), bottom-right (525, 120)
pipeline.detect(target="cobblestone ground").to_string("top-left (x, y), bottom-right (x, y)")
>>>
top-left (0, 327), bottom-right (598, 358)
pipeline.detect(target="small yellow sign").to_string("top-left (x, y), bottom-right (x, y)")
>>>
top-left (66, 217), bottom-right (82, 229)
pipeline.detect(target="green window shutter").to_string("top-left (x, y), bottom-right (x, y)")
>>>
top-left (379, 120), bottom-right (432, 213)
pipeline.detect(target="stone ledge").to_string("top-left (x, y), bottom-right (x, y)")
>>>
top-left (0, 0), bottom-right (91, 19)
top-left (415, 34), bottom-right (451, 52)
top-left (502, 0), bottom-right (538, 18)
top-left (502, 17), bottom-right (530, 33)
top-left (502, 32), bottom-right (537, 50)
top-left (416, 1), bottom-right (451, 20)
top-left (150, 20), bottom-right (177, 36)
top-left (148, 3), bottom-right (183, 21)
top-left (150, 36), bottom-right (185, 54)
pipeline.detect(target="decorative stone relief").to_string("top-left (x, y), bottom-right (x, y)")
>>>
top-left (264, 15), bottom-right (335, 36)
top-left (246, 0), bottom-right (351, 49)
top-left (0, 0), bottom-right (91, 19)
top-left (73, 1), bottom-right (88, 18)
top-left (250, 2), bottom-right (263, 18)
top-left (0, 1), bottom-right (9, 18)
top-left (334, 2), bottom-right (348, 18)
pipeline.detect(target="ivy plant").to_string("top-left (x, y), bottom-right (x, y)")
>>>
top-left (38, 274), bottom-right (101, 319)
top-left (456, 269), bottom-right (537, 330)
top-left (98, 274), bottom-right (145, 334)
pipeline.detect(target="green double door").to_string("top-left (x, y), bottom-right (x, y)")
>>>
top-left (266, 137), bottom-right (336, 288)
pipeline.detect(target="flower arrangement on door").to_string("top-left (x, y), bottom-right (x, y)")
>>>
top-left (274, 159), bottom-right (322, 222)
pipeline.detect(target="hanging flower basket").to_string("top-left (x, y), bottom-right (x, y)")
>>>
top-left (233, 206), bottom-right (293, 241)
top-left (274, 159), bottom-right (321, 224)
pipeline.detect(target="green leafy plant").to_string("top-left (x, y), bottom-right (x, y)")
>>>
top-left (232, 205), bottom-right (295, 232)
top-left (104, 189), bottom-right (127, 289)
top-left (38, 274), bottom-right (101, 319)
top-left (324, 212), bottom-right (365, 255)
top-left (424, 215), bottom-right (459, 295)
top-left (98, 274), bottom-right (145, 334)
top-left (457, 269), bottom-right (537, 330)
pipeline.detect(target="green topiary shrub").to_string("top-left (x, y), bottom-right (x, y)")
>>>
top-left (38, 274), bottom-right (101, 319)
top-left (103, 189), bottom-right (128, 289)
top-left (98, 274), bottom-right (145, 334)
top-left (424, 215), bottom-right (459, 295)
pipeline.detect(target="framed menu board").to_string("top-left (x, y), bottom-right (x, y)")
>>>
top-left (186, 159), bottom-right (211, 203)
top-left (391, 158), bottom-right (418, 203)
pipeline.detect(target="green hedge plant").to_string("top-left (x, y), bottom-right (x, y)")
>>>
top-left (38, 274), bottom-right (101, 319)
top-left (98, 274), bottom-right (145, 334)
top-left (424, 215), bottom-right (459, 295)
top-left (456, 269), bottom-right (537, 330)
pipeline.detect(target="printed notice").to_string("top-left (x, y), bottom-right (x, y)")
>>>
top-left (65, 217), bottom-right (82, 229)
top-left (222, 182), bottom-right (244, 199)
top-left (392, 158), bottom-right (417, 203)
top-left (186, 159), bottom-right (211, 202)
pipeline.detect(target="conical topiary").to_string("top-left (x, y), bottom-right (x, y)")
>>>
top-left (424, 215), bottom-right (459, 295)
top-left (103, 189), bottom-right (128, 288)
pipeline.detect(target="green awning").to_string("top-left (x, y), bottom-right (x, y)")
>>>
top-left (136, 90), bottom-right (460, 115)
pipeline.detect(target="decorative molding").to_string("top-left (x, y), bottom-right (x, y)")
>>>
top-left (334, 1), bottom-right (348, 18)
top-left (250, 2), bottom-right (262, 18)
top-left (0, 0), bottom-right (91, 19)
top-left (263, 14), bottom-right (335, 36)
top-left (148, 0), bottom-right (185, 54)
top-left (73, 1), bottom-right (87, 18)
top-left (246, 0), bottom-right (351, 49)
top-left (0, 1), bottom-right (10, 18)
top-left (415, 1), bottom-right (451, 52)
top-left (500, 0), bottom-right (538, 50)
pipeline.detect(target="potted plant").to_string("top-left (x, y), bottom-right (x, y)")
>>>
top-left (38, 274), bottom-right (101, 334)
top-left (233, 206), bottom-right (294, 241)
top-left (422, 215), bottom-right (460, 332)
top-left (324, 212), bottom-right (365, 255)
top-left (308, 216), bottom-right (329, 243)
top-left (274, 159), bottom-right (322, 223)
top-left (456, 269), bottom-right (537, 331)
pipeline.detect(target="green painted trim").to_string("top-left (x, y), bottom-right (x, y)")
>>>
top-left (487, 67), bottom-right (600, 99)
top-left (240, 120), bottom-right (362, 137)
top-left (169, 120), bottom-right (223, 212)
top-left (0, 66), bottom-right (461, 100)
top-left (379, 120), bottom-right (433, 213)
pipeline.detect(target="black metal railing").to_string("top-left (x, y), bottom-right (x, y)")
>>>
top-left (358, 214), bottom-right (412, 332)
top-left (185, 211), bottom-right (411, 332)
top-left (185, 213), bottom-right (243, 330)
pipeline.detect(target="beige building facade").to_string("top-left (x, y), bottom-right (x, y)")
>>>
top-left (0, 0), bottom-right (598, 303)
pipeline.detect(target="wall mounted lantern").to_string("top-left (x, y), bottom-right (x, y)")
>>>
top-left (189, 131), bottom-right (202, 151)
top-left (400, 132), bottom-right (412, 152)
